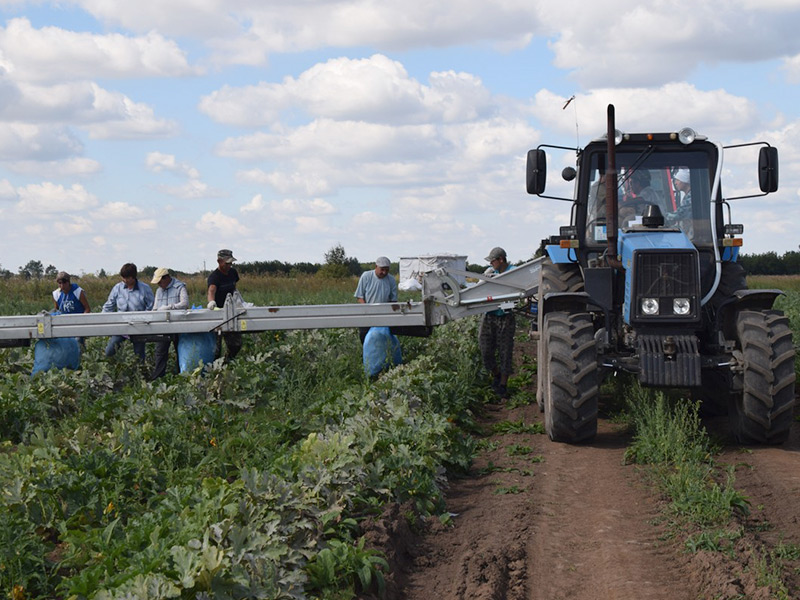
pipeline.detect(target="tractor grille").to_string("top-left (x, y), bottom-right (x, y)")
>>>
top-left (633, 251), bottom-right (700, 321)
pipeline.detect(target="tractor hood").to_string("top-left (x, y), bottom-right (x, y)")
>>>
top-left (618, 228), bottom-right (700, 325)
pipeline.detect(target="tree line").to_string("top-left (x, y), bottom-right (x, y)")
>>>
top-left (10, 247), bottom-right (797, 281)
top-left (737, 249), bottom-right (800, 276)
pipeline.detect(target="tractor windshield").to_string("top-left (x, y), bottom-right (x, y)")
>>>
top-left (585, 149), bottom-right (713, 247)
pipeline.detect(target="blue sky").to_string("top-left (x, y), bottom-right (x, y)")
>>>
top-left (1, 0), bottom-right (799, 275)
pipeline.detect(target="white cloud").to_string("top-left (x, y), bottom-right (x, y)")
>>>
top-left (83, 86), bottom-right (178, 139)
top-left (294, 215), bottom-right (330, 234)
top-left (0, 80), bottom-right (176, 142)
top-left (196, 211), bottom-right (252, 236)
top-left (146, 152), bottom-right (220, 199)
top-left (240, 193), bottom-right (264, 213)
top-left (540, 2), bottom-right (800, 87)
top-left (16, 182), bottom-right (98, 213)
top-left (8, 157), bottom-right (102, 177)
top-left (146, 151), bottom-right (200, 178)
top-left (217, 120), bottom-right (443, 162)
top-left (0, 18), bottom-right (199, 82)
top-left (352, 211), bottom-right (382, 228)
top-left (53, 216), bottom-right (93, 236)
top-left (156, 180), bottom-right (221, 200)
top-left (531, 85), bottom-right (759, 141)
top-left (269, 198), bottom-right (337, 217)
top-left (94, 202), bottom-right (145, 220)
top-left (0, 178), bottom-right (17, 201)
top-left (238, 168), bottom-right (333, 196)
top-left (0, 123), bottom-right (83, 161)
top-left (200, 54), bottom-right (493, 127)
top-left (76, 1), bottom-right (541, 64)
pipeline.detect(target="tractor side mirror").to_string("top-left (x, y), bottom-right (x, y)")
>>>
top-left (526, 149), bottom-right (547, 195)
top-left (562, 166), bottom-right (577, 182)
top-left (758, 146), bottom-right (779, 193)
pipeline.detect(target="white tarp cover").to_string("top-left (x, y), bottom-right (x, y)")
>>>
top-left (399, 254), bottom-right (468, 286)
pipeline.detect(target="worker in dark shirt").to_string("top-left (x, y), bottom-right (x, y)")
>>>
top-left (207, 248), bottom-right (243, 361)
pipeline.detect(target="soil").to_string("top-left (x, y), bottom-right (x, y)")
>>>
top-left (363, 335), bottom-right (800, 600)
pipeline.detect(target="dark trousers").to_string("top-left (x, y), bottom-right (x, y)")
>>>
top-left (151, 335), bottom-right (178, 380)
top-left (479, 313), bottom-right (516, 376)
top-left (105, 335), bottom-right (145, 362)
top-left (215, 332), bottom-right (243, 362)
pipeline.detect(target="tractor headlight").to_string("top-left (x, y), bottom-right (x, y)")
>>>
top-left (673, 298), bottom-right (691, 315)
top-left (641, 298), bottom-right (659, 315)
top-left (678, 127), bottom-right (697, 145)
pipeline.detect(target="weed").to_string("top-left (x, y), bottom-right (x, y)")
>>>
top-left (506, 443), bottom-right (534, 456)
top-left (476, 439), bottom-right (500, 452)
top-left (494, 485), bottom-right (523, 495)
top-left (491, 420), bottom-right (545, 435)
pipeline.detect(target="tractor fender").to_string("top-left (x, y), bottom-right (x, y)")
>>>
top-left (729, 289), bottom-right (784, 312)
top-left (541, 291), bottom-right (591, 316)
top-left (713, 289), bottom-right (785, 341)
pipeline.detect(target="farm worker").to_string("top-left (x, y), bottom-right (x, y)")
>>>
top-left (102, 263), bottom-right (155, 362)
top-left (52, 271), bottom-right (91, 314)
top-left (150, 267), bottom-right (189, 379)
top-left (619, 169), bottom-right (660, 227)
top-left (479, 247), bottom-right (516, 399)
top-left (207, 249), bottom-right (243, 362)
top-left (673, 168), bottom-right (692, 207)
top-left (354, 256), bottom-right (398, 344)
top-left (668, 168), bottom-right (693, 236)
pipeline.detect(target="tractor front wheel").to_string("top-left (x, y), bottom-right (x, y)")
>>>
top-left (542, 311), bottom-right (599, 443)
top-left (536, 259), bottom-right (583, 411)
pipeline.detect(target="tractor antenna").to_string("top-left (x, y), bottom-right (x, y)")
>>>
top-left (562, 95), bottom-right (579, 148)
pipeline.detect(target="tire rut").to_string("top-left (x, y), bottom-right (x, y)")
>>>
top-left (400, 343), bottom-right (696, 600)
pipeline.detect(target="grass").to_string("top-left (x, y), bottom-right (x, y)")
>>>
top-left (624, 385), bottom-right (749, 527)
top-left (747, 274), bottom-right (800, 292)
top-left (623, 383), bottom-right (799, 597)
top-left (0, 272), bottom-right (425, 316)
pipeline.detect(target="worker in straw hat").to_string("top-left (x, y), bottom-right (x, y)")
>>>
top-left (150, 267), bottom-right (189, 379)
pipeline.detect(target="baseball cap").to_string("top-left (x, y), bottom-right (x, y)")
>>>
top-left (673, 169), bottom-right (690, 184)
top-left (375, 256), bottom-right (391, 268)
top-left (485, 247), bottom-right (506, 262)
top-left (151, 267), bottom-right (170, 284)
top-left (217, 249), bottom-right (237, 263)
top-left (56, 271), bottom-right (70, 282)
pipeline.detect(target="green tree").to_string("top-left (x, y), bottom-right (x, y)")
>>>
top-left (18, 260), bottom-right (44, 279)
top-left (324, 243), bottom-right (347, 266)
top-left (44, 264), bottom-right (58, 278)
top-left (319, 244), bottom-right (360, 278)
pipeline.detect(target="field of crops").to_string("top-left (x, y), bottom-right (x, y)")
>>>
top-left (0, 275), bottom-right (483, 599)
top-left (2, 274), bottom-right (799, 599)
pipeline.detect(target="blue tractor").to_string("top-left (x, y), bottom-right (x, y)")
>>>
top-left (527, 105), bottom-right (795, 444)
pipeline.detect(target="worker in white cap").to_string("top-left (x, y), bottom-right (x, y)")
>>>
top-left (673, 169), bottom-right (691, 206)
top-left (354, 256), bottom-right (398, 343)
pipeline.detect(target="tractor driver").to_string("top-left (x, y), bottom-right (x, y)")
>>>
top-left (619, 169), bottom-right (659, 227)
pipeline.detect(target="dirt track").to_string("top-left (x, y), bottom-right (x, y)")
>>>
top-left (380, 339), bottom-right (800, 600)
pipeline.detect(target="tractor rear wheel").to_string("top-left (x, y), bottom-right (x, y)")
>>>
top-left (542, 311), bottom-right (598, 443)
top-left (729, 310), bottom-right (796, 444)
top-left (536, 259), bottom-right (583, 411)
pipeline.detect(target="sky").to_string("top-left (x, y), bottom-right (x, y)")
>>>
top-left (1, 0), bottom-right (800, 276)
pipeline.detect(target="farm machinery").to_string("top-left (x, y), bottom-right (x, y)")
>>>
top-left (528, 104), bottom-right (795, 444)
top-left (1, 105), bottom-right (794, 447)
